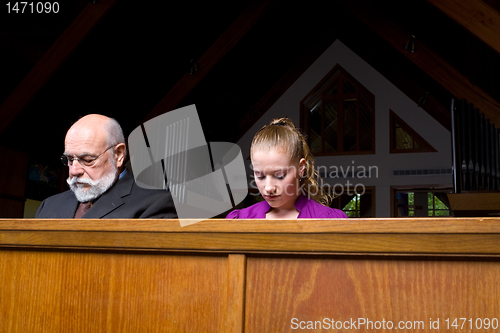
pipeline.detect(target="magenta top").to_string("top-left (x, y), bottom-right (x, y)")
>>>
top-left (226, 194), bottom-right (349, 219)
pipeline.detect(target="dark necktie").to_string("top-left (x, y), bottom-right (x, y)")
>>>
top-left (74, 201), bottom-right (92, 219)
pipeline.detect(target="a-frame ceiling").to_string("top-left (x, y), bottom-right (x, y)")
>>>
top-left (1, 0), bottom-right (500, 173)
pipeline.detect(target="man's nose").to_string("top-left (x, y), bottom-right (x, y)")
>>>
top-left (68, 160), bottom-right (85, 177)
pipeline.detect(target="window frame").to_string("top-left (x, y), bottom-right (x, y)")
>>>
top-left (300, 64), bottom-right (376, 156)
top-left (391, 186), bottom-right (453, 217)
top-left (389, 110), bottom-right (437, 154)
top-left (330, 186), bottom-right (376, 218)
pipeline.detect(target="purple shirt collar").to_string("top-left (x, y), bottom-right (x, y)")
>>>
top-left (226, 192), bottom-right (348, 219)
top-left (260, 194), bottom-right (308, 214)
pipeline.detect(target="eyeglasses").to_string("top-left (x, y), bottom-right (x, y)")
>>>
top-left (61, 145), bottom-right (115, 167)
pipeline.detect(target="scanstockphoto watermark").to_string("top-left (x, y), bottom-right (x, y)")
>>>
top-left (248, 162), bottom-right (378, 197)
top-left (291, 317), bottom-right (428, 330)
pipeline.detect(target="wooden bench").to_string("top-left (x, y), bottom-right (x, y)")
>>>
top-left (0, 218), bottom-right (499, 332)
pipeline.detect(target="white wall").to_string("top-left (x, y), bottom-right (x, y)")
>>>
top-left (237, 40), bottom-right (452, 217)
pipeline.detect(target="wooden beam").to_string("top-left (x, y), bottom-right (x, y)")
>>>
top-left (341, 28), bottom-right (452, 131)
top-left (483, 0), bottom-right (500, 13)
top-left (0, 0), bottom-right (119, 135)
top-left (427, 0), bottom-right (500, 55)
top-left (3, 218), bottom-right (500, 233)
top-left (339, 0), bottom-right (500, 128)
top-left (143, 0), bottom-right (273, 123)
top-left (381, 73), bottom-right (451, 131)
top-left (448, 193), bottom-right (500, 210)
top-left (3, 218), bottom-right (500, 254)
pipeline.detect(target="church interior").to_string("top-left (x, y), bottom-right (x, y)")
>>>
top-left (1, 1), bottom-right (500, 332)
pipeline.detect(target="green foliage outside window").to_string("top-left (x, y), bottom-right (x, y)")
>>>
top-left (343, 194), bottom-right (360, 218)
top-left (396, 190), bottom-right (451, 217)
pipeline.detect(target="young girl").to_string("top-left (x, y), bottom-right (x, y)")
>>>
top-left (226, 118), bottom-right (348, 219)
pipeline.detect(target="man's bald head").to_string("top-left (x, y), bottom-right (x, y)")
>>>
top-left (66, 114), bottom-right (125, 150)
top-left (63, 114), bottom-right (127, 202)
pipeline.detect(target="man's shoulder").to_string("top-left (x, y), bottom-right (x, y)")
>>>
top-left (111, 173), bottom-right (177, 218)
top-left (128, 181), bottom-right (174, 200)
top-left (121, 171), bottom-right (171, 198)
top-left (41, 189), bottom-right (76, 204)
top-left (35, 190), bottom-right (78, 218)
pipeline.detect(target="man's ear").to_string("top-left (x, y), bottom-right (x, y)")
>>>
top-left (114, 143), bottom-right (127, 168)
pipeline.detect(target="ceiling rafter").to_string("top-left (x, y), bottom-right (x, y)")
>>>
top-left (142, 0), bottom-right (273, 124)
top-left (366, 60), bottom-right (451, 131)
top-left (427, 0), bottom-right (500, 55)
top-left (339, 20), bottom-right (452, 131)
top-left (339, 0), bottom-right (500, 129)
top-left (0, 0), bottom-right (119, 135)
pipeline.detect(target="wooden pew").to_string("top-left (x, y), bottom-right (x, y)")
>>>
top-left (0, 218), bottom-right (499, 332)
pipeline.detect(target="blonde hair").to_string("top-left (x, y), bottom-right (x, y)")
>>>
top-left (251, 117), bottom-right (332, 206)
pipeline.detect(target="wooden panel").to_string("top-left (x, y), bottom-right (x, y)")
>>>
top-left (448, 193), bottom-right (500, 211)
top-left (448, 193), bottom-right (500, 216)
top-left (245, 257), bottom-right (500, 332)
top-left (0, 250), bottom-right (228, 333)
top-left (428, 0), bottom-right (500, 55)
top-left (0, 219), bottom-right (500, 332)
top-left (226, 254), bottom-right (246, 333)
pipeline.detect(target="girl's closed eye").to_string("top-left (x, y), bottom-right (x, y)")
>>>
top-left (254, 172), bottom-right (265, 180)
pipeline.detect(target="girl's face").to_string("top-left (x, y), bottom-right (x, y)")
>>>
top-left (251, 148), bottom-right (305, 211)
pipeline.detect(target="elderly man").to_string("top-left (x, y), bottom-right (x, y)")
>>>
top-left (36, 114), bottom-right (177, 218)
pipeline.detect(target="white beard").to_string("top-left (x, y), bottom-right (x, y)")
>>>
top-left (67, 164), bottom-right (118, 203)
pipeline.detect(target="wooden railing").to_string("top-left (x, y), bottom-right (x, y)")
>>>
top-left (0, 218), bottom-right (499, 332)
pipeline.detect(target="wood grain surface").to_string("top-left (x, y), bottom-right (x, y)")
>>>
top-left (338, 0), bottom-right (500, 129)
top-left (1, 219), bottom-right (500, 332)
top-left (0, 250), bottom-right (228, 333)
top-left (428, 0), bottom-right (500, 54)
top-left (448, 193), bottom-right (500, 211)
top-left (1, 219), bottom-right (500, 255)
top-left (2, 218), bottom-right (500, 233)
top-left (226, 254), bottom-right (246, 333)
top-left (245, 257), bottom-right (500, 332)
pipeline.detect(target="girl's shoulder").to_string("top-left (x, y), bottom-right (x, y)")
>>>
top-left (225, 200), bottom-right (270, 219)
top-left (299, 196), bottom-right (349, 218)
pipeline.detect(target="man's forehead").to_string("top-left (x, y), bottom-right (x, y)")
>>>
top-left (65, 127), bottom-right (107, 153)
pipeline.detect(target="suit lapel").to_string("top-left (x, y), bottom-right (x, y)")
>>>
top-left (83, 170), bottom-right (133, 218)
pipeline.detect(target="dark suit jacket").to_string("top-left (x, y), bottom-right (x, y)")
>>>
top-left (35, 170), bottom-right (178, 218)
